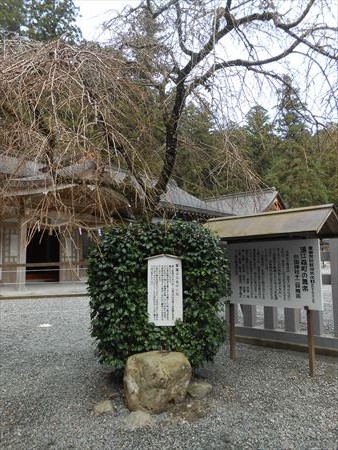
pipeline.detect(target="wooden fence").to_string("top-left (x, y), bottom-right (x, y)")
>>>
top-left (231, 238), bottom-right (338, 354)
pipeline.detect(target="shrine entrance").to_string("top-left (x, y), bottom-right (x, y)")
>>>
top-left (26, 230), bottom-right (60, 282)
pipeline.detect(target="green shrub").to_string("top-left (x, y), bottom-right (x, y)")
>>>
top-left (87, 220), bottom-right (229, 369)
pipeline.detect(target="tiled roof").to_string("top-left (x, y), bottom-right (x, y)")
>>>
top-left (159, 181), bottom-right (227, 217)
top-left (0, 155), bottom-right (45, 177)
top-left (1, 156), bottom-right (280, 219)
top-left (205, 188), bottom-right (284, 215)
top-left (1, 156), bottom-right (227, 219)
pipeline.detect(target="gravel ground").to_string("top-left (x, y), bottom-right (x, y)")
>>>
top-left (0, 297), bottom-right (337, 450)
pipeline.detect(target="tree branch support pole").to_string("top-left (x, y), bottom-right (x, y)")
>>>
top-left (306, 306), bottom-right (316, 377)
top-left (229, 302), bottom-right (236, 360)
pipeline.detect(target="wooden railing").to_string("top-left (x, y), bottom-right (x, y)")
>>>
top-left (231, 238), bottom-right (338, 354)
top-left (0, 261), bottom-right (88, 286)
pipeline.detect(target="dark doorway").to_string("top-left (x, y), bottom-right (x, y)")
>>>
top-left (26, 231), bottom-right (60, 282)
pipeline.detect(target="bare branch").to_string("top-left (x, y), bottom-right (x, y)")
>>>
top-left (280, 26), bottom-right (338, 61)
top-left (274, 0), bottom-right (316, 30)
top-left (175, 2), bottom-right (195, 57)
top-left (188, 37), bottom-right (302, 92)
top-left (1, 0), bottom-right (337, 224)
top-left (180, 9), bottom-right (292, 80)
top-left (147, 0), bottom-right (180, 19)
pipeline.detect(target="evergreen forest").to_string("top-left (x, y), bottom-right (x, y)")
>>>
top-left (175, 96), bottom-right (338, 208)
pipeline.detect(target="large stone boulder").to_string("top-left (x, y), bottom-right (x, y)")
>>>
top-left (124, 351), bottom-right (192, 413)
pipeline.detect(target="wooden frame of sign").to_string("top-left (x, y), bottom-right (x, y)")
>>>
top-left (227, 238), bottom-right (323, 376)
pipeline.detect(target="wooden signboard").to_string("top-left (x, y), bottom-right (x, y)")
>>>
top-left (227, 238), bottom-right (323, 310)
top-left (227, 238), bottom-right (323, 376)
top-left (147, 254), bottom-right (183, 326)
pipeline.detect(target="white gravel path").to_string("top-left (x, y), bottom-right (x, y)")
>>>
top-left (0, 297), bottom-right (337, 450)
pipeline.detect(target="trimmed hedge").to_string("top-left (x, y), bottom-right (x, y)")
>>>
top-left (88, 221), bottom-right (229, 369)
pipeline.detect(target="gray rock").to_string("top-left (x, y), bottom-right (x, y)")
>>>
top-left (124, 351), bottom-right (191, 413)
top-left (93, 400), bottom-right (114, 415)
top-left (125, 410), bottom-right (154, 429)
top-left (187, 381), bottom-right (212, 399)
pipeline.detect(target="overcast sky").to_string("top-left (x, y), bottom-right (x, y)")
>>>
top-left (73, 0), bottom-right (337, 123)
top-left (74, 0), bottom-right (338, 42)
top-left (74, 0), bottom-right (139, 41)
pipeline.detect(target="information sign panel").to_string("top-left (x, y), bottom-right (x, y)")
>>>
top-left (227, 239), bottom-right (323, 310)
top-left (147, 254), bottom-right (183, 326)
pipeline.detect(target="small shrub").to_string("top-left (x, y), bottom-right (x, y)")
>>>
top-left (88, 220), bottom-right (229, 369)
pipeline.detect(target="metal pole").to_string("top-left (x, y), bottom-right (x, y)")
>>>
top-left (306, 307), bottom-right (316, 377)
top-left (229, 302), bottom-right (236, 360)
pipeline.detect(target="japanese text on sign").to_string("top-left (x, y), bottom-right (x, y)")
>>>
top-left (147, 254), bottom-right (183, 326)
top-left (227, 239), bottom-right (323, 310)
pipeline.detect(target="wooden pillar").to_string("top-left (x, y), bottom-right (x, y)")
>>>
top-left (17, 219), bottom-right (27, 290)
top-left (60, 231), bottom-right (80, 282)
top-left (330, 238), bottom-right (338, 337)
top-left (264, 306), bottom-right (278, 330)
top-left (0, 224), bottom-right (3, 283)
top-left (226, 303), bottom-right (239, 323)
top-left (284, 308), bottom-right (301, 332)
top-left (306, 307), bottom-right (316, 377)
top-left (242, 304), bottom-right (257, 328)
top-left (229, 303), bottom-right (236, 360)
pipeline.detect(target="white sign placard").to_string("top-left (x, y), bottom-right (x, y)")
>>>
top-left (227, 239), bottom-right (323, 310)
top-left (147, 254), bottom-right (183, 326)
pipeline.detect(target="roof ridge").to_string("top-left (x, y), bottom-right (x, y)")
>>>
top-left (204, 187), bottom-right (276, 202)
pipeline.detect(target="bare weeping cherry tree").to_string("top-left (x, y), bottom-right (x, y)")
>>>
top-left (1, 0), bottom-right (337, 231)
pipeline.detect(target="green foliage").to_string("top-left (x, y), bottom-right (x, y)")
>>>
top-left (264, 77), bottom-right (329, 207)
top-left (174, 105), bottom-right (222, 196)
top-left (26, 0), bottom-right (82, 43)
top-left (243, 105), bottom-right (277, 178)
top-left (0, 0), bottom-right (82, 42)
top-left (171, 98), bottom-right (337, 207)
top-left (314, 124), bottom-right (338, 206)
top-left (0, 0), bottom-right (25, 33)
top-left (88, 221), bottom-right (229, 370)
top-left (174, 107), bottom-right (256, 197)
top-left (266, 153), bottom-right (328, 207)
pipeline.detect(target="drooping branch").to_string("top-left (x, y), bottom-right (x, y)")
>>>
top-left (0, 38), bottom-right (168, 223)
top-left (1, 0), bottom-right (337, 226)
top-left (80, 77), bottom-right (147, 197)
top-left (112, 0), bottom-right (337, 212)
top-left (278, 26), bottom-right (338, 61)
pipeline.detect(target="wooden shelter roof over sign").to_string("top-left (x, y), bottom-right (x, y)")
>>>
top-left (205, 204), bottom-right (338, 241)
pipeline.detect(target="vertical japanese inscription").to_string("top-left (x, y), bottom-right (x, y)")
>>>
top-left (228, 239), bottom-right (322, 310)
top-left (147, 255), bottom-right (183, 326)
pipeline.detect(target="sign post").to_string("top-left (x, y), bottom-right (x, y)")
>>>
top-left (226, 238), bottom-right (323, 376)
top-left (306, 307), bottom-right (316, 376)
top-left (229, 303), bottom-right (236, 360)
